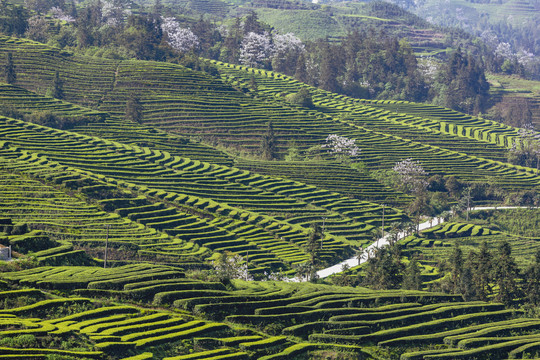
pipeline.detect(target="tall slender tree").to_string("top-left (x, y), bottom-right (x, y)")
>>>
top-left (125, 94), bottom-right (143, 124)
top-left (260, 121), bottom-right (276, 160)
top-left (474, 241), bottom-right (493, 301)
top-left (525, 249), bottom-right (540, 305)
top-left (402, 256), bottom-right (422, 290)
top-left (493, 240), bottom-right (520, 306)
top-left (4, 52), bottom-right (15, 84)
top-left (449, 243), bottom-right (464, 293)
top-left (51, 71), bottom-right (64, 99)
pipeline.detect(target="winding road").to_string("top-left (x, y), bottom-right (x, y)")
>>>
top-left (315, 206), bottom-right (537, 279)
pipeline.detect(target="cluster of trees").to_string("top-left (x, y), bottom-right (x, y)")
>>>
top-left (441, 241), bottom-right (540, 307)
top-left (0, 0), bottom-right (496, 115)
top-left (507, 127), bottom-right (540, 173)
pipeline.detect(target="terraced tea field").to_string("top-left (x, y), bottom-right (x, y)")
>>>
top-left (1, 33), bottom-right (540, 360)
top-left (2, 268), bottom-right (540, 360)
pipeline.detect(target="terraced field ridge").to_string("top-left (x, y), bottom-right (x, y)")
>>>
top-left (2, 36), bottom-right (539, 196)
top-left (1, 270), bottom-right (540, 360)
top-left (0, 113), bottom-right (417, 272)
top-left (1, 31), bottom-right (540, 360)
top-left (209, 61), bottom-right (540, 189)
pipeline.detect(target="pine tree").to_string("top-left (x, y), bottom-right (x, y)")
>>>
top-left (260, 121), bottom-right (276, 160)
top-left (493, 240), bottom-right (520, 306)
top-left (402, 256), bottom-right (422, 290)
top-left (152, 0), bottom-right (163, 16)
top-left (459, 260), bottom-right (477, 301)
top-left (474, 241), bottom-right (493, 301)
top-left (318, 41), bottom-right (339, 93)
top-left (449, 243), bottom-right (464, 293)
top-left (249, 75), bottom-right (257, 91)
top-left (525, 249), bottom-right (540, 305)
top-left (125, 94), bottom-right (143, 124)
top-left (305, 222), bottom-right (322, 264)
top-left (4, 52), bottom-right (15, 84)
top-left (52, 71), bottom-right (64, 99)
top-left (294, 52), bottom-right (308, 84)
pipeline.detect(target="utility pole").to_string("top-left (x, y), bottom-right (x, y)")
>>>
top-left (466, 187), bottom-right (471, 222)
top-left (245, 250), bottom-right (249, 280)
top-left (104, 224), bottom-right (110, 268)
top-left (321, 217), bottom-right (327, 249)
top-left (381, 204), bottom-right (385, 239)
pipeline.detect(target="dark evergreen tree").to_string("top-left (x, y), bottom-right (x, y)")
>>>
top-left (493, 240), bottom-right (520, 306)
top-left (436, 48), bottom-right (490, 115)
top-left (243, 11), bottom-right (264, 35)
top-left (363, 246), bottom-right (403, 290)
top-left (449, 243), bottom-right (464, 293)
top-left (525, 249), bottom-right (540, 305)
top-left (260, 121), bottom-right (276, 160)
top-left (122, 14), bottom-right (165, 61)
top-left (402, 256), bottom-right (422, 290)
top-left (0, 2), bottom-right (29, 36)
top-left (125, 94), bottom-right (143, 124)
top-left (52, 71), bottom-right (64, 99)
top-left (223, 17), bottom-right (243, 64)
top-left (318, 41), bottom-right (340, 93)
top-left (4, 52), bottom-right (15, 84)
top-left (460, 261), bottom-right (477, 301)
top-left (249, 75), bottom-right (257, 91)
top-left (473, 241), bottom-right (492, 301)
top-left (152, 0), bottom-right (163, 16)
top-left (294, 52), bottom-right (308, 84)
top-left (305, 222), bottom-right (323, 264)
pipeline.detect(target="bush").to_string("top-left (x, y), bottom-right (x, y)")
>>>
top-left (286, 88), bottom-right (313, 108)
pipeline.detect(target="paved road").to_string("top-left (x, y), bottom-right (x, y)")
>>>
top-left (314, 206), bottom-right (537, 279)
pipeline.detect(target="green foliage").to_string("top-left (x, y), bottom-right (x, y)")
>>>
top-left (0, 2), bottom-right (28, 37)
top-left (125, 94), bottom-right (144, 124)
top-left (260, 121), bottom-right (277, 160)
top-left (50, 71), bottom-right (64, 100)
top-left (3, 52), bottom-right (15, 84)
top-left (402, 257), bottom-right (422, 290)
top-left (433, 48), bottom-right (490, 115)
top-left (285, 88), bottom-right (313, 108)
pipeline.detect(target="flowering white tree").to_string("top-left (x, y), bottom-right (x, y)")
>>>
top-left (273, 33), bottom-right (304, 57)
top-left (161, 17), bottom-right (199, 53)
top-left (495, 42), bottom-right (514, 59)
top-left (102, 0), bottom-right (131, 27)
top-left (418, 57), bottom-right (438, 83)
top-left (213, 252), bottom-right (251, 282)
top-left (393, 158), bottom-right (429, 195)
top-left (50, 7), bottom-right (75, 22)
top-left (323, 134), bottom-right (361, 162)
top-left (239, 31), bottom-right (273, 68)
top-left (271, 32), bottom-right (304, 74)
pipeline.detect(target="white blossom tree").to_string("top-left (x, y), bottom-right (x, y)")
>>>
top-left (239, 31), bottom-right (273, 68)
top-left (161, 17), bottom-right (199, 53)
top-left (50, 7), bottom-right (75, 22)
top-left (323, 134), bottom-right (361, 162)
top-left (393, 158), bottom-right (429, 195)
top-left (213, 252), bottom-right (251, 282)
top-left (271, 32), bottom-right (304, 73)
top-left (101, 0), bottom-right (131, 27)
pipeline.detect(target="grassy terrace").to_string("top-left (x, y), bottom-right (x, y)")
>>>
top-left (0, 83), bottom-right (233, 165)
top-left (2, 36), bottom-right (538, 196)
top-left (211, 61), bottom-right (540, 190)
top-left (1, 271), bottom-right (539, 359)
top-left (1, 32), bottom-right (540, 360)
top-left (0, 113), bottom-right (415, 269)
